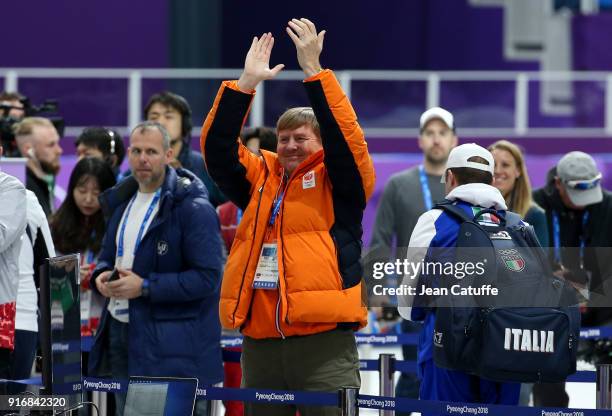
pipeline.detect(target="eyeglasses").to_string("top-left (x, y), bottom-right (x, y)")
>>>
top-left (565, 173), bottom-right (602, 190)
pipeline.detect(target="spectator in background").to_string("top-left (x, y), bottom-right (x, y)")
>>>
top-left (50, 157), bottom-right (117, 338)
top-left (13, 117), bottom-right (63, 217)
top-left (217, 126), bottom-right (277, 253)
top-left (144, 91), bottom-right (226, 207)
top-left (489, 140), bottom-right (548, 246)
top-left (89, 122), bottom-right (223, 416)
top-left (0, 150), bottom-right (27, 390)
top-left (532, 151), bottom-right (612, 408)
top-left (0, 92), bottom-right (26, 157)
top-left (241, 126), bottom-right (277, 156)
top-left (366, 106), bottom-right (456, 411)
top-left (0, 92), bottom-right (25, 119)
top-left (9, 189), bottom-right (55, 393)
top-left (76, 127), bottom-right (126, 179)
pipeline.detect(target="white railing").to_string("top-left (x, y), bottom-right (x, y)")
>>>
top-left (2, 68), bottom-right (612, 138)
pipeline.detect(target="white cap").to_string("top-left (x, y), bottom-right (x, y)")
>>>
top-left (440, 143), bottom-right (495, 183)
top-left (420, 107), bottom-right (454, 130)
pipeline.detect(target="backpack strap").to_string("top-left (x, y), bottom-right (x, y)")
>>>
top-left (503, 211), bottom-right (522, 227)
top-left (435, 200), bottom-right (511, 227)
top-left (434, 200), bottom-right (474, 223)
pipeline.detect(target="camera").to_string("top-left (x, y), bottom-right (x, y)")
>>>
top-left (0, 96), bottom-right (65, 157)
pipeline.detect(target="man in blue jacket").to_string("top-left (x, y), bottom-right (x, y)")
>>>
top-left (89, 121), bottom-right (223, 415)
top-left (398, 143), bottom-right (520, 406)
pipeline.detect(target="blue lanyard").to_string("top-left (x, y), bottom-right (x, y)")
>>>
top-left (269, 191), bottom-right (285, 227)
top-left (419, 165), bottom-right (433, 211)
top-left (552, 210), bottom-right (589, 268)
top-left (268, 174), bottom-right (287, 227)
top-left (117, 189), bottom-right (161, 258)
top-left (236, 208), bottom-right (243, 225)
top-left (86, 250), bottom-right (95, 264)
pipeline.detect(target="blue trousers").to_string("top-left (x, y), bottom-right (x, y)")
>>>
top-left (8, 330), bottom-right (38, 394)
top-left (419, 359), bottom-right (520, 404)
top-left (107, 318), bottom-right (210, 416)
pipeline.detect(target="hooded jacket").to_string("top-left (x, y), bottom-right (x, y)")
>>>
top-left (88, 167), bottom-right (224, 385)
top-left (201, 70), bottom-right (375, 338)
top-left (398, 183), bottom-right (509, 366)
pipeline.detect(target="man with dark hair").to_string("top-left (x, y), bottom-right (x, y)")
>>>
top-left (398, 143), bottom-right (520, 406)
top-left (202, 20), bottom-right (375, 416)
top-left (240, 126), bottom-right (277, 155)
top-left (145, 91), bottom-right (226, 206)
top-left (76, 127), bottom-right (126, 177)
top-left (14, 117), bottom-right (63, 217)
top-left (0, 92), bottom-right (25, 119)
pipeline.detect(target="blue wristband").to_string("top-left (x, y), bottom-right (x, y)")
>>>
top-left (141, 279), bottom-right (150, 298)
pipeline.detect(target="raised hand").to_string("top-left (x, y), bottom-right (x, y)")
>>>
top-left (237, 32), bottom-right (285, 91)
top-left (286, 18), bottom-right (326, 77)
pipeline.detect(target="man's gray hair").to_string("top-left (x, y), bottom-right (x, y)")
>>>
top-left (130, 121), bottom-right (171, 150)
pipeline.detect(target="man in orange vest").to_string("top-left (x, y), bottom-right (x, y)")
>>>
top-left (201, 18), bottom-right (375, 416)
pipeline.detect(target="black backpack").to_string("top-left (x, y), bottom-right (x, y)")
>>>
top-left (431, 201), bottom-right (581, 383)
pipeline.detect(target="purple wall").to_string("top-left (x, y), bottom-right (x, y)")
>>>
top-left (220, 0), bottom-right (537, 71)
top-left (571, 14), bottom-right (612, 129)
top-left (0, 0), bottom-right (169, 68)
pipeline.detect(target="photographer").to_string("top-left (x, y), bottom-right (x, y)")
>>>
top-left (0, 92), bottom-right (25, 119)
top-left (0, 92), bottom-right (26, 157)
top-left (13, 117), bottom-right (63, 217)
top-left (533, 151), bottom-right (612, 407)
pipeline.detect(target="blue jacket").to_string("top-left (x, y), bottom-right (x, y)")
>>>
top-left (399, 184), bottom-right (512, 366)
top-left (398, 183), bottom-right (520, 403)
top-left (88, 166), bottom-right (224, 385)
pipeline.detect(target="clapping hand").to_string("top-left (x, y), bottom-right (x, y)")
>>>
top-left (237, 32), bottom-right (285, 91)
top-left (286, 18), bottom-right (326, 77)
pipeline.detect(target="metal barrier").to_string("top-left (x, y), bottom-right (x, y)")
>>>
top-left (378, 354), bottom-right (395, 416)
top-left (340, 387), bottom-right (359, 416)
top-left (78, 378), bottom-right (612, 415)
top-left (598, 364), bottom-right (612, 409)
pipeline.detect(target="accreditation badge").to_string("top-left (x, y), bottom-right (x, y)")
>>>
top-left (253, 243), bottom-right (279, 289)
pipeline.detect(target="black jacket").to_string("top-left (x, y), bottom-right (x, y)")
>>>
top-left (26, 167), bottom-right (52, 217)
top-left (533, 167), bottom-right (612, 326)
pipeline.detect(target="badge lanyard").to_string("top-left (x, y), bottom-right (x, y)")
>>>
top-left (267, 173), bottom-right (288, 232)
top-left (419, 165), bottom-right (433, 211)
top-left (552, 210), bottom-right (589, 269)
top-left (253, 174), bottom-right (287, 290)
top-left (236, 208), bottom-right (243, 225)
top-left (117, 189), bottom-right (161, 262)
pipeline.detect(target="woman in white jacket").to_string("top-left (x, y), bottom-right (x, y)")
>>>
top-left (8, 190), bottom-right (55, 393)
top-left (0, 169), bottom-right (27, 391)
